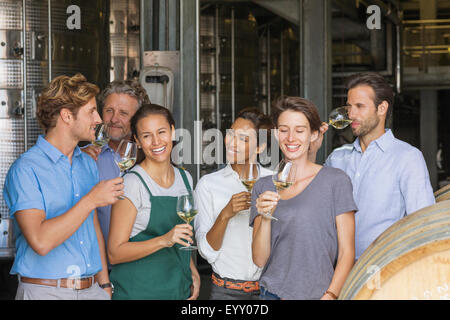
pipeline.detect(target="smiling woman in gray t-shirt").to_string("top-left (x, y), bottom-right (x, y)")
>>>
top-left (250, 167), bottom-right (357, 299)
top-left (251, 96), bottom-right (357, 300)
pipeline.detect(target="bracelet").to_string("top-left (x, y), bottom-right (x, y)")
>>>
top-left (325, 290), bottom-right (338, 299)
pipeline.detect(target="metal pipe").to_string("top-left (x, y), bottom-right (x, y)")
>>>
top-left (403, 19), bottom-right (450, 24)
top-left (231, 7), bottom-right (235, 123)
top-left (48, 0), bottom-right (52, 82)
top-left (280, 30), bottom-right (284, 97)
top-left (298, 0), bottom-right (304, 97)
top-left (22, 0), bottom-right (27, 151)
top-left (267, 25), bottom-right (271, 115)
top-left (140, 0), bottom-right (145, 67)
top-left (180, 0), bottom-right (184, 128)
top-left (395, 23), bottom-right (402, 93)
top-left (153, 0), bottom-right (159, 50)
top-left (196, 0), bottom-right (200, 183)
top-left (165, 0), bottom-right (169, 50)
top-left (215, 5), bottom-right (220, 131)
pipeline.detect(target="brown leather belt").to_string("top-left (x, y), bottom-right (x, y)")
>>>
top-left (20, 276), bottom-right (94, 290)
top-left (212, 272), bottom-right (260, 293)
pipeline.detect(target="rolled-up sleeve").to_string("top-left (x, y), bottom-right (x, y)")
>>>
top-left (194, 178), bottom-right (221, 264)
top-left (400, 148), bottom-right (436, 215)
top-left (3, 162), bottom-right (45, 217)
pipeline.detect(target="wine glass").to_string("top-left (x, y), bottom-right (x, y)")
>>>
top-left (328, 106), bottom-right (352, 129)
top-left (240, 163), bottom-right (259, 192)
top-left (260, 159), bottom-right (296, 221)
top-left (239, 163), bottom-right (259, 214)
top-left (92, 123), bottom-right (110, 148)
top-left (113, 139), bottom-right (137, 199)
top-left (176, 192), bottom-right (198, 251)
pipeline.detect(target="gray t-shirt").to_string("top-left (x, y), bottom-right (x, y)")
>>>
top-left (249, 166), bottom-right (358, 300)
top-left (123, 164), bottom-right (193, 238)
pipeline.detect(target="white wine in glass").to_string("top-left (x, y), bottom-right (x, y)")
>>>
top-left (176, 192), bottom-right (198, 251)
top-left (263, 160), bottom-right (296, 221)
top-left (92, 123), bottom-right (110, 148)
top-left (239, 163), bottom-right (259, 215)
top-left (240, 163), bottom-right (259, 192)
top-left (328, 106), bottom-right (352, 129)
top-left (114, 139), bottom-right (137, 200)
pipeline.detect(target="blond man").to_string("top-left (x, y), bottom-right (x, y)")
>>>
top-left (3, 73), bottom-right (123, 300)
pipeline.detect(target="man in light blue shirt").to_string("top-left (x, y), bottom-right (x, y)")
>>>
top-left (82, 80), bottom-right (149, 258)
top-left (3, 73), bottom-right (124, 299)
top-left (311, 72), bottom-right (435, 259)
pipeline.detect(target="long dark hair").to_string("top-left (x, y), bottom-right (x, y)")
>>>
top-left (130, 103), bottom-right (176, 164)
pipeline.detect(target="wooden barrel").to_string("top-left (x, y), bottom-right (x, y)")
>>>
top-left (339, 200), bottom-right (450, 300)
top-left (435, 184), bottom-right (450, 202)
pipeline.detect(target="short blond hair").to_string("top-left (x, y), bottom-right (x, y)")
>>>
top-left (37, 73), bottom-right (99, 132)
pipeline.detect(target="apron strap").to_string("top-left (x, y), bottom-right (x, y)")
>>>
top-left (128, 168), bottom-right (191, 197)
top-left (127, 171), bottom-right (153, 198)
top-left (177, 167), bottom-right (192, 192)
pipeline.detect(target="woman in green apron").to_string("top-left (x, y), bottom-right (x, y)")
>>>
top-left (107, 104), bottom-right (200, 300)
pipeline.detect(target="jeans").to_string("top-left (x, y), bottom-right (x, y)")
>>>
top-left (259, 286), bottom-right (281, 300)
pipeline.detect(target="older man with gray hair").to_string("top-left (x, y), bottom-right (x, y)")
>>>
top-left (83, 79), bottom-right (150, 267)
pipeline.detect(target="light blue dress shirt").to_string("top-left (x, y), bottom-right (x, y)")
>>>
top-left (325, 129), bottom-right (435, 259)
top-left (3, 135), bottom-right (102, 279)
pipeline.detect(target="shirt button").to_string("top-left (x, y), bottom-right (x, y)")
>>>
top-left (356, 172), bottom-right (360, 177)
top-left (87, 264), bottom-right (91, 267)
top-left (75, 194), bottom-right (79, 197)
top-left (80, 241), bottom-right (83, 245)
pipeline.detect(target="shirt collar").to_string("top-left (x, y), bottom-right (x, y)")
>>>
top-left (222, 163), bottom-right (266, 178)
top-left (222, 164), bottom-right (237, 177)
top-left (100, 143), bottom-right (114, 155)
top-left (374, 129), bottom-right (394, 152)
top-left (36, 135), bottom-right (83, 164)
top-left (353, 129), bottom-right (394, 153)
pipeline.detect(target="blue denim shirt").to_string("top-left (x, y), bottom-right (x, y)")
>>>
top-left (325, 129), bottom-right (435, 258)
top-left (3, 135), bottom-right (102, 279)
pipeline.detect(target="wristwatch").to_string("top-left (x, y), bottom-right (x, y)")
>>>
top-left (100, 282), bottom-right (114, 294)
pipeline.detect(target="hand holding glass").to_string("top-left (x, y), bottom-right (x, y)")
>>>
top-left (176, 192), bottom-right (198, 251)
top-left (262, 160), bottom-right (296, 221)
top-left (328, 106), bottom-right (352, 129)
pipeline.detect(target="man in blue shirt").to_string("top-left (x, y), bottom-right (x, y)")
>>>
top-left (82, 80), bottom-right (149, 263)
top-left (310, 72), bottom-right (435, 259)
top-left (3, 73), bottom-right (124, 300)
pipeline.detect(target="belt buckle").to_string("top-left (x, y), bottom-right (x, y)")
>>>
top-left (242, 281), bottom-right (259, 293)
top-left (68, 277), bottom-right (90, 290)
top-left (67, 277), bottom-right (82, 290)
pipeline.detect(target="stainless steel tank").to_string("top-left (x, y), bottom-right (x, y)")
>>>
top-left (0, 0), bottom-right (109, 259)
top-left (0, 218), bottom-right (15, 259)
top-left (110, 0), bottom-right (140, 81)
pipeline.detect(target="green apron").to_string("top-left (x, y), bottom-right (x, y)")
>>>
top-left (110, 168), bottom-right (192, 300)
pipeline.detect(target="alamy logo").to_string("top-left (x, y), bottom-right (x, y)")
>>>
top-left (66, 5), bottom-right (81, 30)
top-left (366, 5), bottom-right (381, 30)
